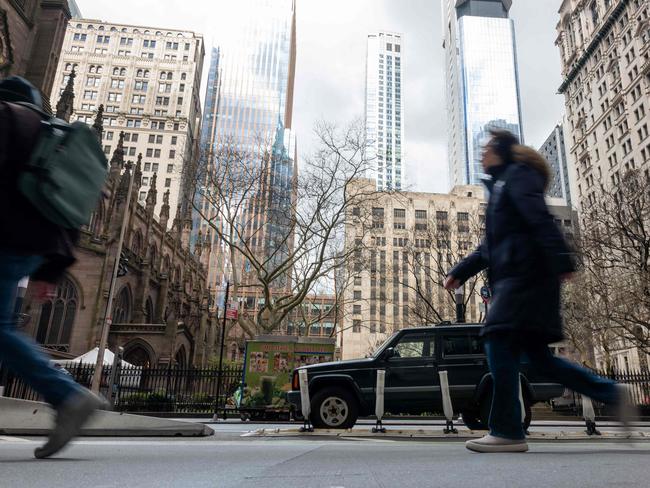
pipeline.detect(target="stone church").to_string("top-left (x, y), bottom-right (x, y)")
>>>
top-left (19, 78), bottom-right (219, 368)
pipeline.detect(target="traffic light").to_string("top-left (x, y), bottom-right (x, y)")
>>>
top-left (117, 251), bottom-right (129, 277)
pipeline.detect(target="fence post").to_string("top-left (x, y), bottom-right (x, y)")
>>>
top-left (298, 369), bottom-right (313, 432)
top-left (582, 395), bottom-right (601, 436)
top-left (439, 370), bottom-right (457, 434)
top-left (107, 347), bottom-right (124, 409)
top-left (372, 370), bottom-right (386, 433)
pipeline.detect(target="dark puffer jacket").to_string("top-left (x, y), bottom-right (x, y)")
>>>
top-left (0, 101), bottom-right (77, 282)
top-left (449, 157), bottom-right (575, 344)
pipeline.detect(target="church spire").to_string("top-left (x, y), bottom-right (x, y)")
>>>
top-left (92, 104), bottom-right (104, 142)
top-left (55, 68), bottom-right (76, 122)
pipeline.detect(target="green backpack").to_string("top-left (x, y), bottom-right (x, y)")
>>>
top-left (14, 103), bottom-right (108, 229)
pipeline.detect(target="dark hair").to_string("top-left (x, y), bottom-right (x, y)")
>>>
top-left (488, 128), bottom-right (519, 163)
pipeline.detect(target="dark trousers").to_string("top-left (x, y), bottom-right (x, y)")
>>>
top-left (484, 333), bottom-right (619, 440)
top-left (0, 251), bottom-right (81, 407)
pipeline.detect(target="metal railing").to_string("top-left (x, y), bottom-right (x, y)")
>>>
top-left (1, 362), bottom-right (244, 415)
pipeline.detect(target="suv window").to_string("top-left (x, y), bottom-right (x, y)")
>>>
top-left (443, 334), bottom-right (482, 356)
top-left (394, 335), bottom-right (434, 358)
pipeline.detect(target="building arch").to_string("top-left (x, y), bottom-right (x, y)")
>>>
top-left (131, 230), bottom-right (143, 256)
top-left (123, 339), bottom-right (155, 367)
top-left (113, 286), bottom-right (132, 324)
top-left (35, 277), bottom-right (79, 350)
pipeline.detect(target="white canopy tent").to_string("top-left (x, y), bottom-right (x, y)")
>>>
top-left (53, 347), bottom-right (141, 388)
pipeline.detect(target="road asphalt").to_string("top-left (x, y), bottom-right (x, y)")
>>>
top-left (2, 420), bottom-right (650, 487)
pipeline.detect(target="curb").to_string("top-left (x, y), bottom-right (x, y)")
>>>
top-left (243, 428), bottom-right (650, 442)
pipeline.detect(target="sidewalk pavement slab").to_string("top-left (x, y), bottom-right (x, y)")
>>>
top-left (0, 397), bottom-right (214, 437)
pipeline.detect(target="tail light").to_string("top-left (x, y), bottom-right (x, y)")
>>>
top-left (292, 370), bottom-right (299, 390)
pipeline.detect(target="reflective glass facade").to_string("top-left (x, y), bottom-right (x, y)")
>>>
top-left (459, 16), bottom-right (522, 185)
top-left (365, 32), bottom-right (404, 190)
top-left (198, 0), bottom-right (297, 291)
top-left (444, 0), bottom-right (523, 187)
top-left (539, 124), bottom-right (572, 206)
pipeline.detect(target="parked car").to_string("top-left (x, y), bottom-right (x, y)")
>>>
top-left (287, 324), bottom-right (564, 429)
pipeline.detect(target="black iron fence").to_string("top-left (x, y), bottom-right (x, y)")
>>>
top-left (1, 362), bottom-right (244, 415)
top-left (551, 369), bottom-right (650, 416)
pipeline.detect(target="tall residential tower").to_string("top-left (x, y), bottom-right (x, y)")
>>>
top-left (443, 0), bottom-right (523, 187)
top-left (365, 31), bottom-right (404, 191)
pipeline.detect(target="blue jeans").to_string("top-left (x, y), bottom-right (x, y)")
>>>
top-left (485, 334), bottom-right (619, 440)
top-left (0, 252), bottom-right (81, 407)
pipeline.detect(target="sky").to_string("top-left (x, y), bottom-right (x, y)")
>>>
top-left (76, 0), bottom-right (566, 193)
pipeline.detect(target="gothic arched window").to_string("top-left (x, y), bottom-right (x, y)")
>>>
top-left (113, 287), bottom-right (132, 324)
top-left (35, 278), bottom-right (79, 349)
top-left (131, 231), bottom-right (143, 256)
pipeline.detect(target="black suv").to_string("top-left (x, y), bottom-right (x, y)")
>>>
top-left (287, 324), bottom-right (564, 429)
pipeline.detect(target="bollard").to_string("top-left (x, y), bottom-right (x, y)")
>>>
top-left (298, 369), bottom-right (313, 432)
top-left (372, 370), bottom-right (386, 433)
top-left (518, 376), bottom-right (529, 435)
top-left (439, 370), bottom-right (457, 434)
top-left (582, 396), bottom-right (601, 436)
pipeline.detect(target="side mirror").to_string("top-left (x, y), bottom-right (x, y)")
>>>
top-left (384, 347), bottom-right (396, 360)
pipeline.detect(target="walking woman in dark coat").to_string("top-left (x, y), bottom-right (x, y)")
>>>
top-left (445, 129), bottom-right (633, 453)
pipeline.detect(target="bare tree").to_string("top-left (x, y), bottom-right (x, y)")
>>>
top-left (192, 121), bottom-right (384, 338)
top-left (572, 169), bottom-right (650, 366)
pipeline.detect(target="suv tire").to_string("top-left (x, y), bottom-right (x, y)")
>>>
top-left (479, 391), bottom-right (532, 432)
top-left (460, 409), bottom-right (484, 430)
top-left (310, 387), bottom-right (359, 429)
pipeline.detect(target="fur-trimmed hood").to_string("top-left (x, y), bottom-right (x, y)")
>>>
top-left (511, 145), bottom-right (552, 191)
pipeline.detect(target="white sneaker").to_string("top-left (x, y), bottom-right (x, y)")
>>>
top-left (465, 434), bottom-right (529, 453)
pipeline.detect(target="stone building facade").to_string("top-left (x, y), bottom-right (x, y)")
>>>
top-left (557, 0), bottom-right (650, 213)
top-left (0, 0), bottom-right (71, 109)
top-left (341, 180), bottom-right (487, 360)
top-left (21, 129), bottom-right (219, 368)
top-left (556, 0), bottom-right (650, 370)
top-left (50, 18), bottom-right (205, 224)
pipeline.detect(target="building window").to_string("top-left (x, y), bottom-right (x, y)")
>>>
top-left (167, 164), bottom-right (174, 173)
top-left (353, 320), bottom-right (361, 333)
top-left (165, 178), bottom-right (171, 188)
top-left (169, 150), bottom-right (176, 158)
top-left (35, 278), bottom-right (79, 349)
top-left (112, 287), bottom-right (132, 324)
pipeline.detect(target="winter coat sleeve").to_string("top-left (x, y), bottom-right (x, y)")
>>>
top-left (507, 164), bottom-right (575, 276)
top-left (448, 240), bottom-right (488, 285)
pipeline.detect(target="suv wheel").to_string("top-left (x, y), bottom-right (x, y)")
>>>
top-left (460, 410), bottom-right (484, 431)
top-left (480, 392), bottom-right (532, 431)
top-left (310, 387), bottom-right (359, 429)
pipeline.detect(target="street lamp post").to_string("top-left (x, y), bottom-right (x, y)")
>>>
top-left (455, 286), bottom-right (466, 323)
top-left (212, 281), bottom-right (230, 421)
top-left (91, 162), bottom-right (135, 394)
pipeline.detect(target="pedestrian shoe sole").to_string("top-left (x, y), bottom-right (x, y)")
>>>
top-left (465, 440), bottom-right (529, 453)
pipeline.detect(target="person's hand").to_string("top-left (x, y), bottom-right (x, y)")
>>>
top-left (32, 281), bottom-right (56, 302)
top-left (444, 275), bottom-right (461, 291)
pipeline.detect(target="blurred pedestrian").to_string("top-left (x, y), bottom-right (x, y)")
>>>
top-left (0, 76), bottom-right (106, 459)
top-left (445, 128), bottom-right (634, 453)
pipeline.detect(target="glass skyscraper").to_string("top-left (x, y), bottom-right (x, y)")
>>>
top-left (198, 0), bottom-right (297, 291)
top-left (443, 0), bottom-right (523, 187)
top-left (365, 32), bottom-right (404, 191)
top-left (539, 124), bottom-right (572, 206)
